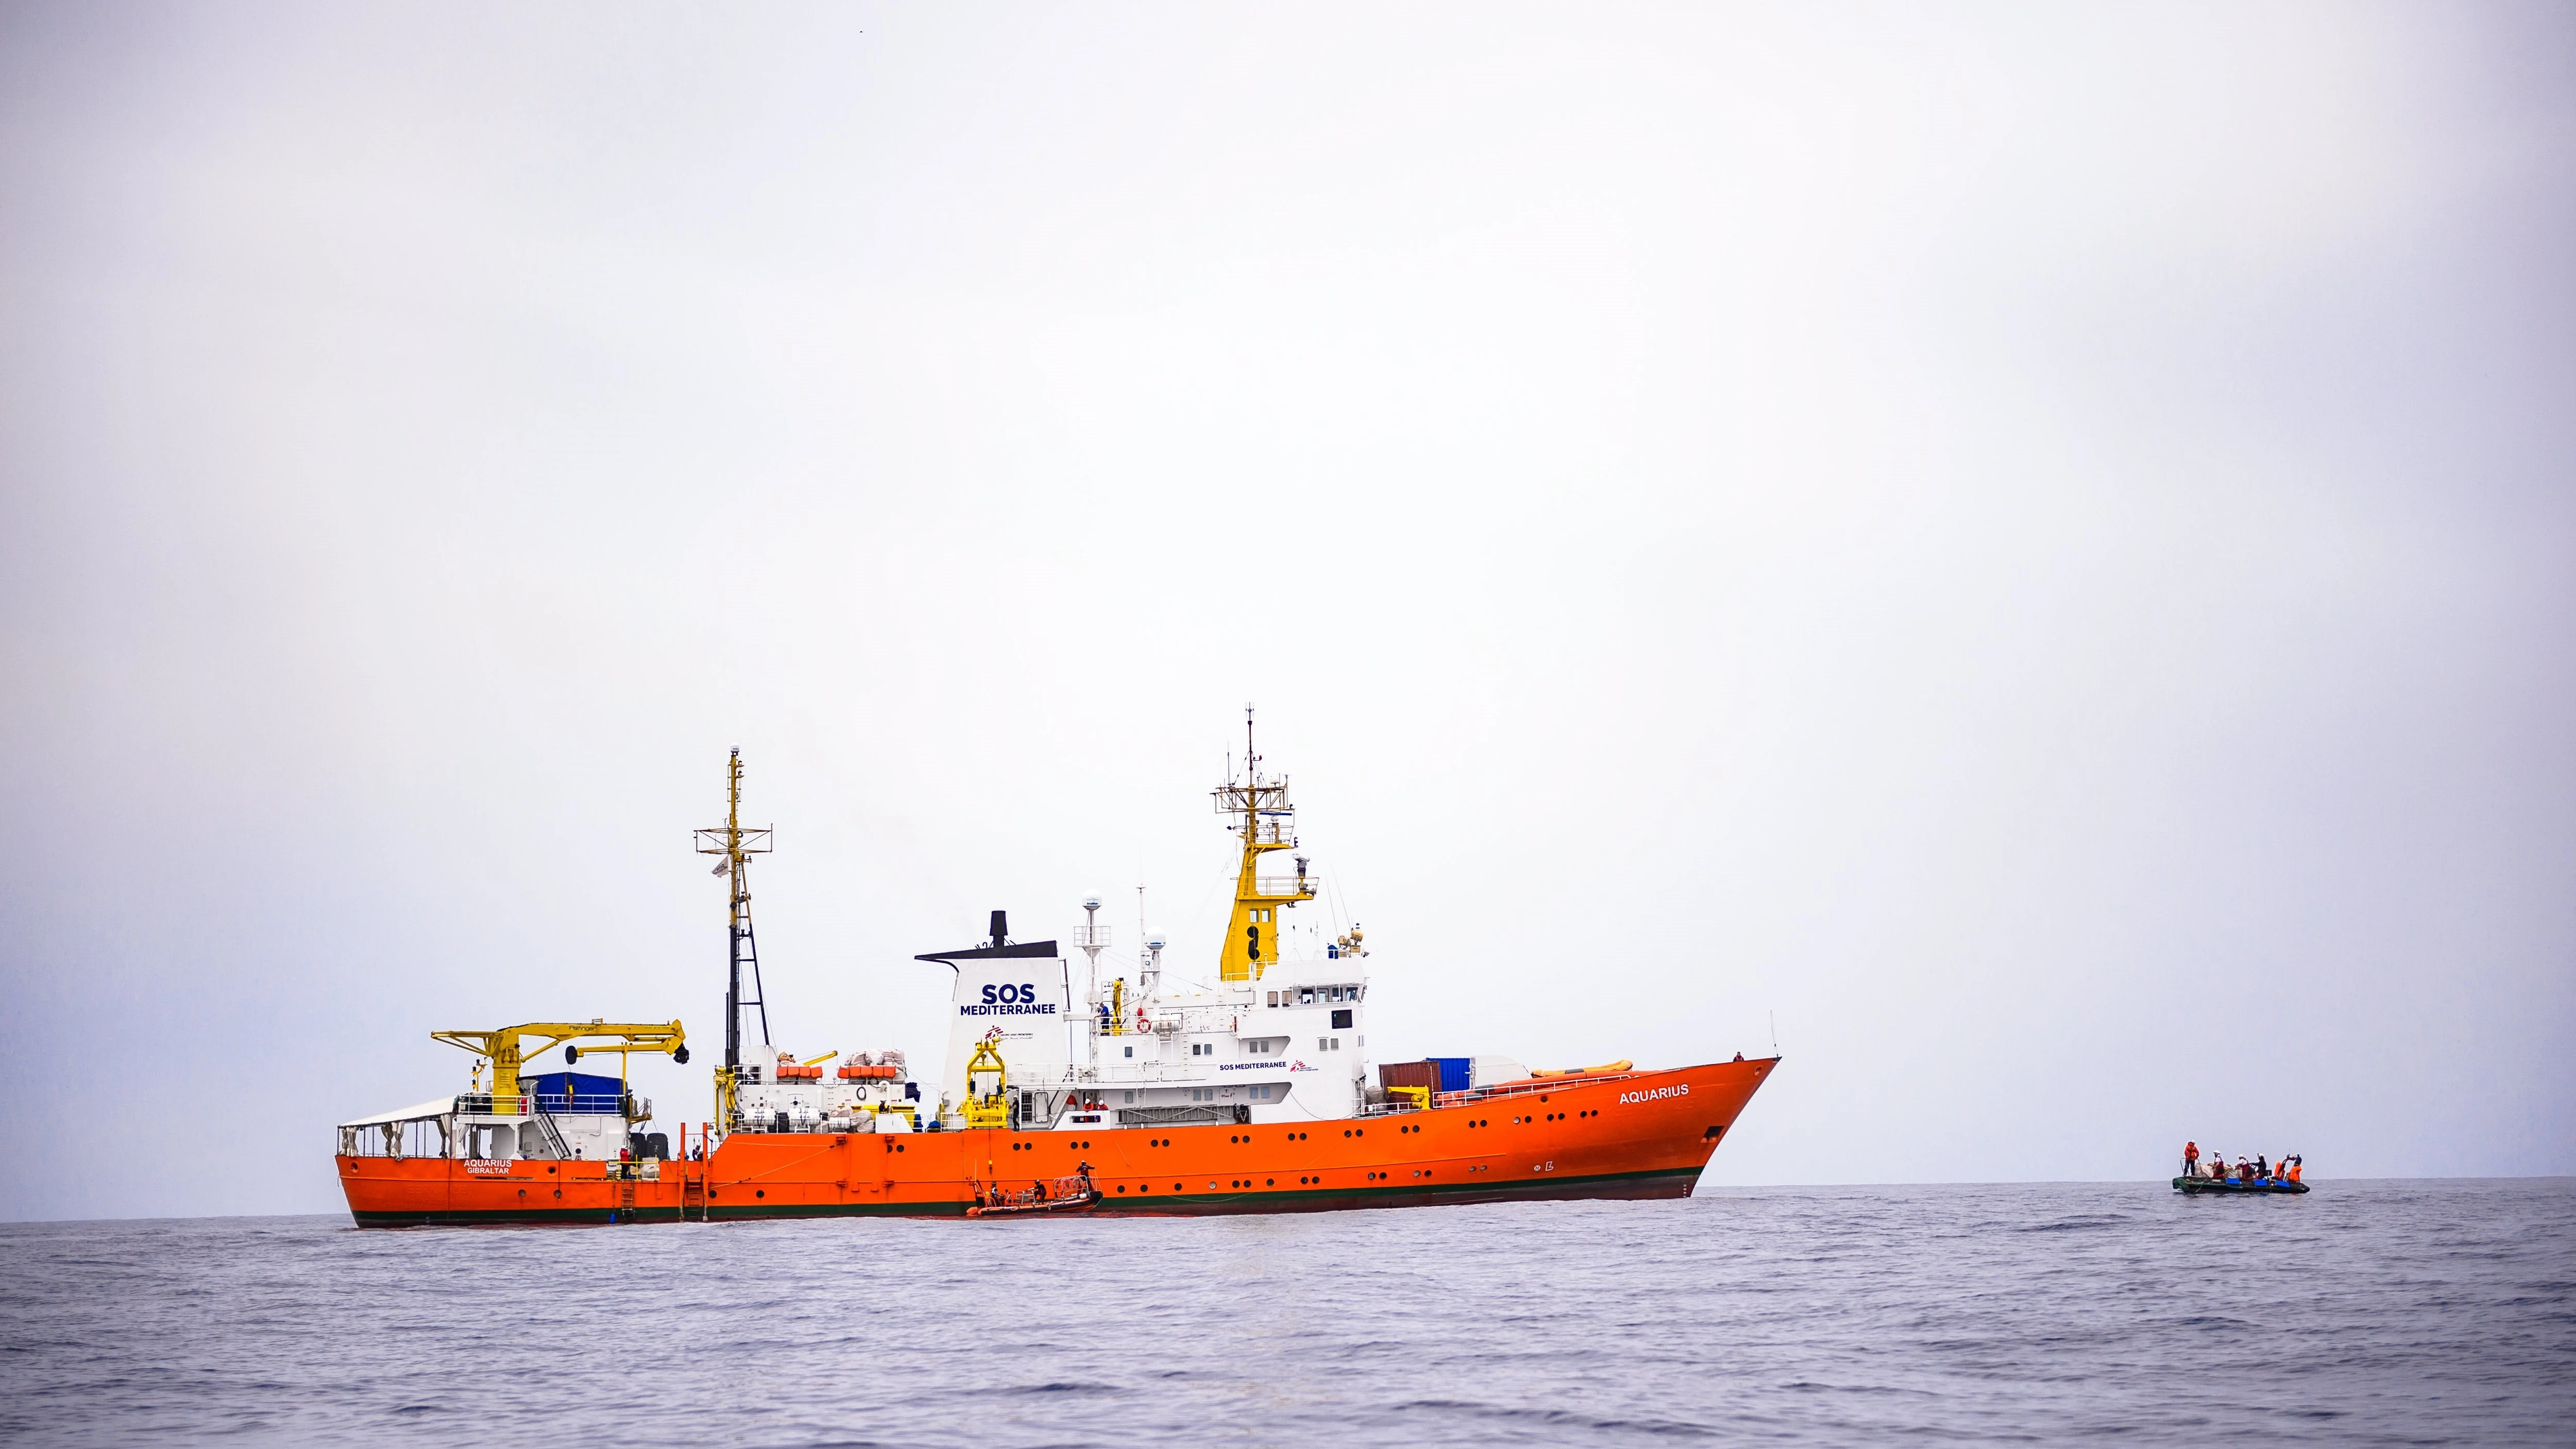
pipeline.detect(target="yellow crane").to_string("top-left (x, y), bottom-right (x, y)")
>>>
top-left (430, 1021), bottom-right (689, 1104)
top-left (962, 1037), bottom-right (1010, 1130)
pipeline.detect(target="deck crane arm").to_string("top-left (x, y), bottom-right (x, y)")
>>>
top-left (430, 1020), bottom-right (689, 1101)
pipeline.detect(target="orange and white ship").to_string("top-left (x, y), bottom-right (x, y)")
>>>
top-left (337, 715), bottom-right (1781, 1224)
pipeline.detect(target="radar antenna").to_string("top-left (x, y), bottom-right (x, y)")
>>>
top-left (1074, 894), bottom-right (1111, 1015)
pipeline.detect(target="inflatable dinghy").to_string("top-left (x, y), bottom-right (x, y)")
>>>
top-left (2173, 1176), bottom-right (2307, 1195)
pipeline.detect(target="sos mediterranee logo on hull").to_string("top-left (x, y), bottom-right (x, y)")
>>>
top-left (960, 983), bottom-right (1058, 1017)
top-left (1618, 1084), bottom-right (1689, 1105)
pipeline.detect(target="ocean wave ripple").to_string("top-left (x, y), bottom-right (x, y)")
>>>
top-left (1, 1179), bottom-right (2570, 1446)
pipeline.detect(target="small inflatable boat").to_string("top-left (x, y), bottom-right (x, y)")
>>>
top-left (2173, 1175), bottom-right (2307, 1195)
top-left (967, 1170), bottom-right (1101, 1218)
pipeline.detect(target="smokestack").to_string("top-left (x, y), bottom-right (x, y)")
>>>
top-left (989, 910), bottom-right (1008, 947)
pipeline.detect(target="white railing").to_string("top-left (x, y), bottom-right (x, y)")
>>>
top-left (1082, 1008), bottom-right (1246, 1038)
top-left (1430, 1073), bottom-right (1639, 1110)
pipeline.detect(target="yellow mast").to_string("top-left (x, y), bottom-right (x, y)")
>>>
top-left (1211, 705), bottom-right (1315, 982)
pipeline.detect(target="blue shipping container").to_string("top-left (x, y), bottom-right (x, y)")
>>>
top-left (1430, 1058), bottom-right (1472, 1092)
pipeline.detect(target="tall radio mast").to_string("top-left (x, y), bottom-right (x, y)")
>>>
top-left (694, 747), bottom-right (774, 1125)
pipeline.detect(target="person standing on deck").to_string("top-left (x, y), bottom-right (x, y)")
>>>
top-left (2183, 1141), bottom-right (2201, 1177)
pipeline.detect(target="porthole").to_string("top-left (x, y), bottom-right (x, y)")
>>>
top-left (1117, 1185), bottom-right (1127, 1193)
top-left (756, 1190), bottom-right (765, 1199)
top-left (1265, 1178), bottom-right (1275, 1186)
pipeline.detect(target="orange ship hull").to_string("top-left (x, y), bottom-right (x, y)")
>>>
top-left (340, 1059), bottom-right (1776, 1225)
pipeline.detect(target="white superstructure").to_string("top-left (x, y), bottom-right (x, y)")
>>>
top-left (918, 708), bottom-right (1382, 1133)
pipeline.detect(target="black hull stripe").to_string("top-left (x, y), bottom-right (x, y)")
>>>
top-left (348, 1165), bottom-right (1701, 1226)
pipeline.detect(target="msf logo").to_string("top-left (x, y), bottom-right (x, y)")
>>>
top-left (982, 983), bottom-right (1038, 1005)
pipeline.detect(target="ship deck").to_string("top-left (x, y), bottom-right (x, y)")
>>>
top-left (341, 1058), bottom-right (1778, 1225)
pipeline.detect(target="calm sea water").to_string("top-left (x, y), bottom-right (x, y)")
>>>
top-left (2, 1179), bottom-right (2569, 1446)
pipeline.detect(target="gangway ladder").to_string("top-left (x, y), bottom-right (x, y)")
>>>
top-left (683, 1169), bottom-right (707, 1222)
top-left (618, 1171), bottom-right (638, 1221)
top-left (526, 1100), bottom-right (573, 1161)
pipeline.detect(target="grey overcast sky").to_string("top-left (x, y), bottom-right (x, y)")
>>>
top-left (3, 3), bottom-right (2571, 1221)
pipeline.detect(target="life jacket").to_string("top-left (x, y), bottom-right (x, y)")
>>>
top-left (2288, 1161), bottom-right (2301, 1182)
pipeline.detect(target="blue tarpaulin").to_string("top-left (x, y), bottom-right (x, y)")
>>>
top-left (519, 1071), bottom-right (625, 1114)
